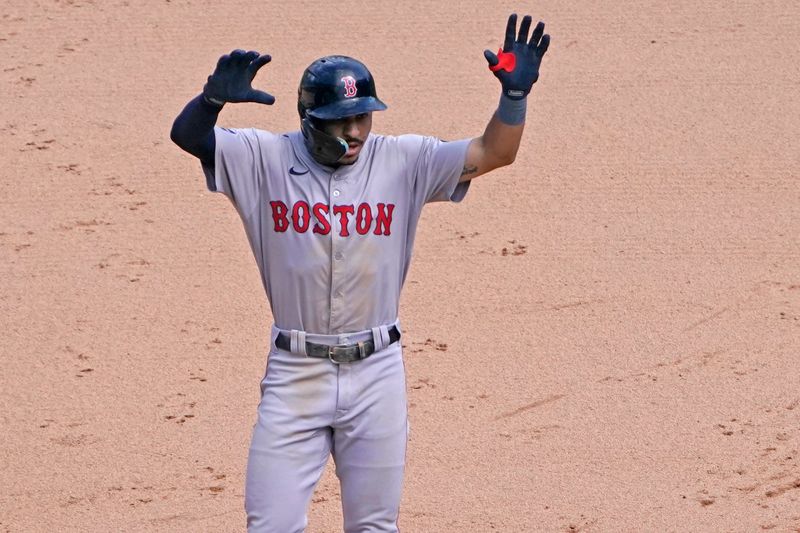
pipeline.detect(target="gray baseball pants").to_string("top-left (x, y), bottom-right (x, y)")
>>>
top-left (245, 324), bottom-right (408, 532)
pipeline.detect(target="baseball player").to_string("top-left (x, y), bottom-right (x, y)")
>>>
top-left (170, 13), bottom-right (549, 533)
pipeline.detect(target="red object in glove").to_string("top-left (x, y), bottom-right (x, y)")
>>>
top-left (489, 48), bottom-right (516, 73)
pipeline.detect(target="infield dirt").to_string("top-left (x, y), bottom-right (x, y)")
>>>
top-left (1, 1), bottom-right (799, 531)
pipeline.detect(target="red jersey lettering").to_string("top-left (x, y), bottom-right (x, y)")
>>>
top-left (332, 205), bottom-right (355, 237)
top-left (312, 203), bottom-right (331, 235)
top-left (270, 200), bottom-right (289, 232)
top-left (292, 200), bottom-right (311, 233)
top-left (374, 203), bottom-right (395, 236)
top-left (355, 203), bottom-right (373, 235)
top-left (272, 201), bottom-right (395, 237)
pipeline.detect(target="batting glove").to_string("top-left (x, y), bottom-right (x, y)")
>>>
top-left (202, 49), bottom-right (275, 106)
top-left (485, 14), bottom-right (550, 100)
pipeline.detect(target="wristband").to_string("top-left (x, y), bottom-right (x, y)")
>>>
top-left (202, 93), bottom-right (225, 109)
top-left (497, 94), bottom-right (526, 125)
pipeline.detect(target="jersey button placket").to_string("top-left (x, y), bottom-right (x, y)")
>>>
top-left (329, 176), bottom-right (345, 331)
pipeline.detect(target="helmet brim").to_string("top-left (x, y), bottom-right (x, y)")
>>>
top-left (306, 96), bottom-right (388, 120)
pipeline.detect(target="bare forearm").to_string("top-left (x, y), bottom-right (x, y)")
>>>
top-left (482, 94), bottom-right (526, 163)
top-left (461, 94), bottom-right (527, 181)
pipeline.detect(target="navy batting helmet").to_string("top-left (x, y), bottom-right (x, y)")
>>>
top-left (297, 55), bottom-right (387, 120)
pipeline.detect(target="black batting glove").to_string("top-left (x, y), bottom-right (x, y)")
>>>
top-left (484, 14), bottom-right (550, 100)
top-left (202, 49), bottom-right (275, 106)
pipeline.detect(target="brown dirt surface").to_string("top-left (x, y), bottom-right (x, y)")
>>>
top-left (2, 1), bottom-right (799, 532)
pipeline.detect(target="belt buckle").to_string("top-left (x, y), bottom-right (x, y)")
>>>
top-left (327, 344), bottom-right (349, 364)
top-left (327, 341), bottom-right (367, 364)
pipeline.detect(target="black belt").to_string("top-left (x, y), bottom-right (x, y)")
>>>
top-left (275, 326), bottom-right (401, 363)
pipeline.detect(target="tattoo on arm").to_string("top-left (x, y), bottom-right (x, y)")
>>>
top-left (461, 164), bottom-right (478, 177)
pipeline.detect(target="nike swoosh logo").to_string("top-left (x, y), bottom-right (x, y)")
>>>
top-left (289, 166), bottom-right (309, 176)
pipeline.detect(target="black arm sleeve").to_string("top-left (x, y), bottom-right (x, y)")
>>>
top-left (169, 94), bottom-right (222, 166)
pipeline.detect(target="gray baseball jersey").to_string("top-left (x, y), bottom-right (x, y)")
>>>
top-left (202, 127), bottom-right (471, 335)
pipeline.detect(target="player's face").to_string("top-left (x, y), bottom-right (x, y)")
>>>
top-left (322, 113), bottom-right (372, 165)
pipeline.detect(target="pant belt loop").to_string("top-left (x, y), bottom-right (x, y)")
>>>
top-left (290, 330), bottom-right (307, 355)
top-left (381, 324), bottom-right (392, 348)
top-left (373, 325), bottom-right (392, 352)
top-left (371, 327), bottom-right (384, 352)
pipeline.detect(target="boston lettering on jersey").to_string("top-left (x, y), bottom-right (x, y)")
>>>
top-left (269, 200), bottom-right (395, 237)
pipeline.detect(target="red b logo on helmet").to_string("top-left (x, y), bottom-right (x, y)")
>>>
top-left (341, 76), bottom-right (357, 98)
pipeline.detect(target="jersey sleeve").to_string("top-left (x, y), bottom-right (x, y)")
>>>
top-left (201, 127), bottom-right (279, 217)
top-left (404, 135), bottom-right (472, 205)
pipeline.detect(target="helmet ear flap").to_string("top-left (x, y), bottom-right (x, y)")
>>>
top-left (301, 117), bottom-right (348, 166)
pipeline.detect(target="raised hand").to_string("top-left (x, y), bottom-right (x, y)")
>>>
top-left (484, 14), bottom-right (550, 100)
top-left (203, 49), bottom-right (275, 106)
